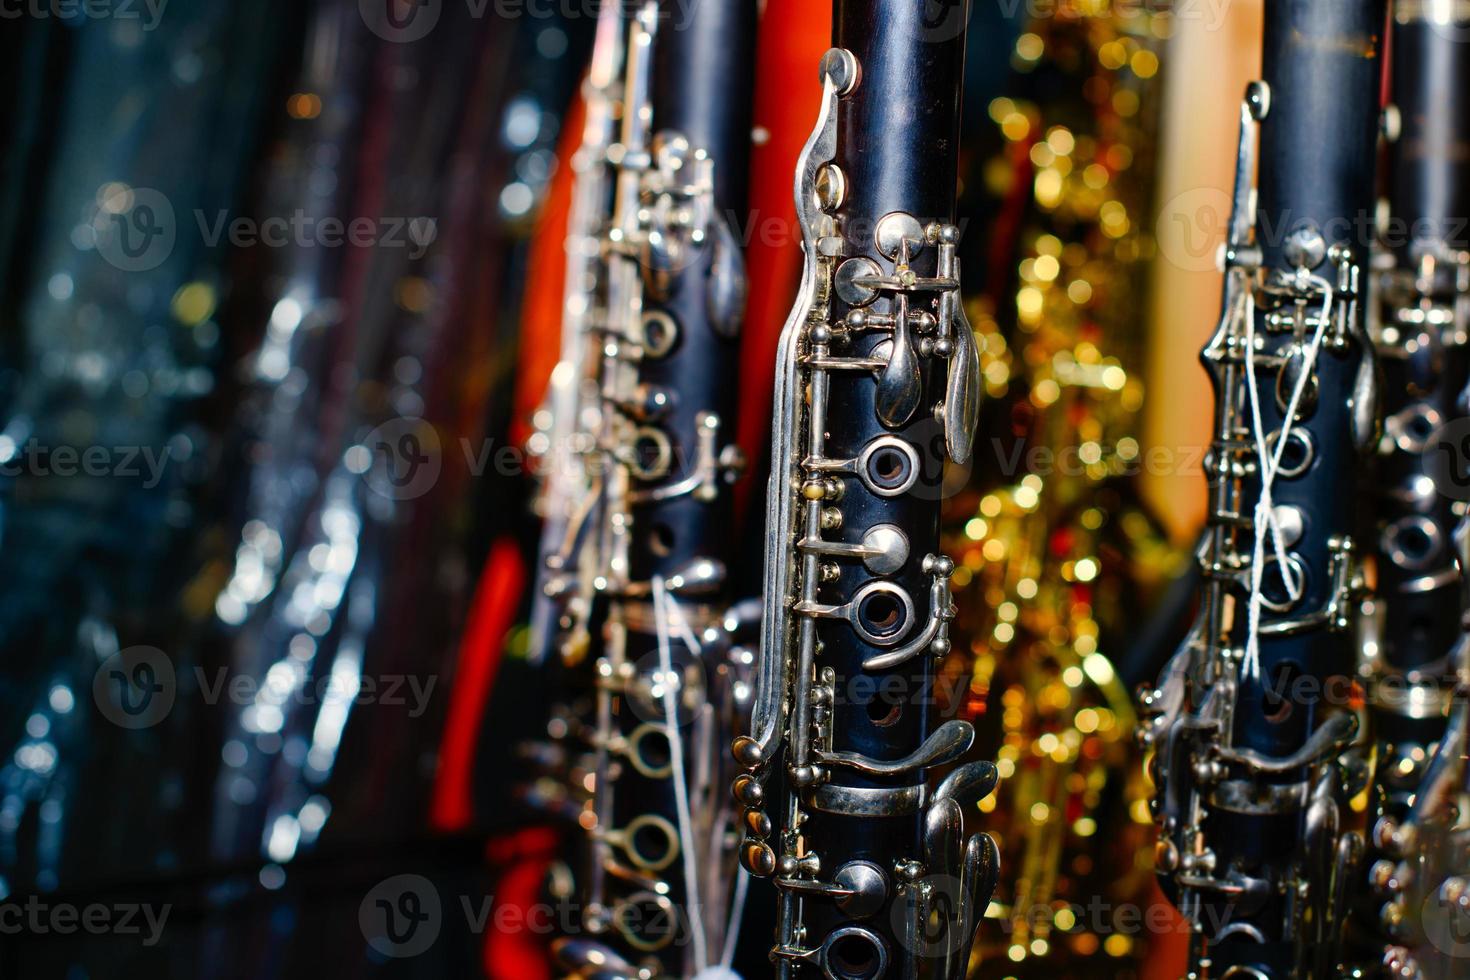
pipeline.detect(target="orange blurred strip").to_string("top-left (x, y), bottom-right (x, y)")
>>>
top-left (509, 92), bottom-right (587, 448)
top-left (1142, 877), bottom-right (1189, 980)
top-left (735, 0), bottom-right (831, 517)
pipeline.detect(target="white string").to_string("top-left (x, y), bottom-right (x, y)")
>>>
top-left (720, 868), bottom-right (750, 970)
top-left (1239, 269), bottom-right (1336, 679)
top-left (652, 576), bottom-right (709, 970)
top-left (657, 591), bottom-right (750, 974)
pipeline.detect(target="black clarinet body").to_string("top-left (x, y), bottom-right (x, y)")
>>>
top-left (1368, 2), bottom-right (1470, 764)
top-left (629, 0), bottom-right (756, 582)
top-left (1358, 3), bottom-right (1470, 971)
top-left (1379, 501), bottom-right (1470, 979)
top-left (546, 1), bottom-right (760, 976)
top-left (1236, 1), bottom-right (1382, 758)
top-left (1140, 2), bottom-right (1385, 976)
top-left (733, 2), bottom-right (999, 978)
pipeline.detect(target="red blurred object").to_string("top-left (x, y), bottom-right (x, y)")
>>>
top-left (466, 76), bottom-right (587, 980)
top-left (433, 70), bottom-right (589, 837)
top-left (735, 0), bottom-right (830, 516)
top-left (509, 92), bottom-right (587, 449)
top-left (1142, 877), bottom-right (1190, 980)
top-left (482, 828), bottom-right (559, 980)
top-left (431, 536), bottom-right (529, 832)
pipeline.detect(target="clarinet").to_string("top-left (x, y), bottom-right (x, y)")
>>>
top-left (1359, 3), bottom-right (1470, 971)
top-left (515, 0), bottom-right (623, 832)
top-left (1138, 2), bottom-right (1384, 976)
top-left (731, 2), bottom-right (1000, 977)
top-left (547, 1), bottom-right (759, 975)
top-left (527, 0), bottom-right (625, 672)
top-left (1380, 507), bottom-right (1470, 980)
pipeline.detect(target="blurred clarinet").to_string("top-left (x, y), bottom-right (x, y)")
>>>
top-left (1137, 2), bottom-right (1384, 976)
top-left (527, 0), bottom-right (625, 670)
top-left (1356, 4), bottom-right (1470, 975)
top-left (530, 0), bottom-right (761, 976)
top-left (730, 2), bottom-right (1001, 977)
top-left (514, 0), bottom-right (625, 833)
top-left (1378, 509), bottom-right (1470, 980)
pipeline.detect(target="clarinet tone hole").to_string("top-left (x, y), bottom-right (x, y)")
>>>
top-left (626, 722), bottom-right (674, 779)
top-left (1261, 661), bottom-right (1301, 724)
top-left (860, 437), bottom-right (920, 497)
top-left (627, 427), bottom-right (673, 481)
top-left (1391, 405), bottom-right (1441, 453)
top-left (858, 591), bottom-right (906, 639)
top-left (1219, 968), bottom-right (1271, 980)
top-left (1266, 428), bottom-right (1315, 479)
top-left (822, 926), bottom-right (888, 980)
top-left (641, 310), bottom-right (678, 358)
top-left (622, 814), bottom-right (680, 872)
top-left (849, 582), bottom-right (916, 647)
top-left (874, 451), bottom-right (903, 481)
top-left (647, 522), bottom-right (676, 558)
top-left (1258, 554), bottom-right (1307, 613)
top-left (866, 694), bottom-right (901, 728)
top-left (613, 890), bottom-right (679, 952)
top-left (1383, 516), bottom-right (1442, 571)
